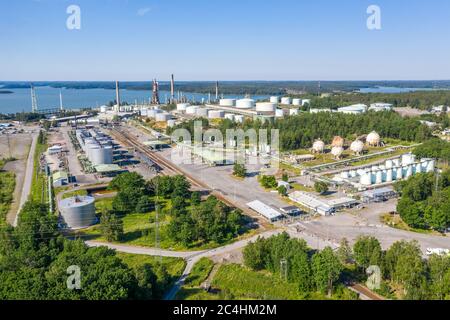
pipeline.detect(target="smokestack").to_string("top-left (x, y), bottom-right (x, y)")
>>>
top-left (115, 81), bottom-right (121, 111)
top-left (170, 74), bottom-right (175, 103)
top-left (59, 90), bottom-right (64, 111)
top-left (215, 81), bottom-right (219, 101)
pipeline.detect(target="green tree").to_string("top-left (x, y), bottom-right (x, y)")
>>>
top-left (100, 211), bottom-right (124, 242)
top-left (353, 236), bottom-right (382, 271)
top-left (314, 181), bottom-right (329, 194)
top-left (336, 238), bottom-right (353, 265)
top-left (233, 163), bottom-right (247, 178)
top-left (312, 247), bottom-right (343, 297)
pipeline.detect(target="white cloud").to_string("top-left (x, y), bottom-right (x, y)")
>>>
top-left (137, 7), bottom-right (152, 16)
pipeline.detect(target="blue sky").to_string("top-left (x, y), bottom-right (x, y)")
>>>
top-left (1, 0), bottom-right (450, 81)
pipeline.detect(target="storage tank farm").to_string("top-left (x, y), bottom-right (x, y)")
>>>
top-left (76, 129), bottom-right (114, 166)
top-left (334, 153), bottom-right (435, 188)
top-left (59, 196), bottom-right (97, 229)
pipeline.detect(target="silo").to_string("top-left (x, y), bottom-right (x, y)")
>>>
top-left (402, 154), bottom-right (414, 166)
top-left (196, 108), bottom-right (209, 117)
top-left (415, 163), bottom-right (422, 174)
top-left (393, 158), bottom-right (401, 167)
top-left (360, 173), bottom-right (372, 186)
top-left (208, 110), bottom-right (225, 119)
top-left (220, 99), bottom-right (236, 107)
top-left (370, 171), bottom-right (377, 184)
top-left (292, 98), bottom-right (302, 106)
top-left (341, 171), bottom-right (350, 179)
top-left (386, 169), bottom-right (393, 182)
top-left (270, 96), bottom-right (279, 103)
top-left (405, 165), bottom-right (413, 178)
top-left (87, 143), bottom-right (100, 163)
top-left (256, 103), bottom-right (277, 113)
top-left (59, 196), bottom-right (97, 229)
top-left (281, 97), bottom-right (292, 105)
top-left (236, 99), bottom-right (255, 109)
top-left (396, 167), bottom-right (404, 180)
top-left (427, 160), bottom-right (435, 173)
top-left (385, 160), bottom-right (393, 169)
top-left (290, 109), bottom-right (299, 116)
top-left (234, 115), bottom-right (244, 123)
top-left (349, 170), bottom-right (357, 178)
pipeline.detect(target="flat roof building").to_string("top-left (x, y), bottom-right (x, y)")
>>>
top-left (247, 200), bottom-right (284, 222)
top-left (289, 191), bottom-right (358, 216)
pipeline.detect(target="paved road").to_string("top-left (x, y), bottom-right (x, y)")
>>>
top-left (13, 132), bottom-right (38, 227)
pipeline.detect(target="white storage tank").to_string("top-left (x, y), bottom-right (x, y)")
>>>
top-left (292, 98), bottom-right (302, 106)
top-left (90, 145), bottom-right (113, 165)
top-left (341, 171), bottom-right (350, 179)
top-left (275, 109), bottom-right (285, 118)
top-left (186, 106), bottom-right (199, 115)
top-left (312, 140), bottom-right (325, 153)
top-left (177, 103), bottom-right (190, 112)
top-left (196, 108), bottom-right (209, 117)
top-left (234, 115), bottom-right (245, 123)
top-left (376, 171), bottom-right (383, 184)
top-left (367, 131), bottom-right (381, 146)
top-left (100, 105), bottom-right (109, 113)
top-left (167, 120), bottom-right (176, 128)
top-left (385, 160), bottom-right (393, 169)
top-left (256, 102), bottom-right (277, 113)
top-left (147, 109), bottom-right (163, 118)
top-left (208, 110), bottom-right (225, 119)
top-left (302, 99), bottom-right (311, 106)
top-left (290, 109), bottom-right (299, 116)
top-left (402, 154), bottom-right (414, 166)
top-left (396, 167), bottom-right (403, 180)
top-left (331, 146), bottom-right (344, 159)
top-left (386, 169), bottom-right (393, 182)
top-left (427, 160), bottom-right (435, 173)
top-left (270, 96), bottom-right (279, 103)
top-left (59, 196), bottom-right (97, 229)
top-left (236, 99), bottom-right (255, 109)
top-left (350, 140), bottom-right (364, 155)
top-left (220, 99), bottom-right (236, 107)
top-left (360, 173), bottom-right (372, 186)
top-left (155, 113), bottom-right (172, 122)
top-left (281, 97), bottom-right (292, 105)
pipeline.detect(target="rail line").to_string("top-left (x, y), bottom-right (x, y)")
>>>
top-left (109, 126), bottom-right (271, 228)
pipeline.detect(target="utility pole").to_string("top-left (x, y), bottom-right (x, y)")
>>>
top-left (155, 172), bottom-right (161, 263)
top-left (280, 259), bottom-right (288, 282)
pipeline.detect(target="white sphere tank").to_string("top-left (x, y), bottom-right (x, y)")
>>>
top-left (281, 97), bottom-right (292, 105)
top-left (275, 109), bottom-right (285, 118)
top-left (367, 131), bottom-right (381, 146)
top-left (177, 103), bottom-right (190, 112)
top-left (208, 110), bottom-right (225, 119)
top-left (236, 99), bottom-right (255, 109)
top-left (186, 106), bottom-right (199, 115)
top-left (292, 98), bottom-right (302, 106)
top-left (350, 140), bottom-right (364, 154)
top-left (220, 99), bottom-right (236, 107)
top-left (312, 140), bottom-right (325, 153)
top-left (234, 115), bottom-right (244, 123)
top-left (270, 96), bottom-right (279, 103)
top-left (195, 108), bottom-right (209, 117)
top-left (290, 109), bottom-right (299, 116)
top-left (256, 102), bottom-right (277, 113)
top-left (331, 146), bottom-right (344, 159)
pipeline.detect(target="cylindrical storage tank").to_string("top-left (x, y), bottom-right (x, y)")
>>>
top-left (167, 120), bottom-right (176, 128)
top-left (59, 196), bottom-right (96, 229)
top-left (405, 165), bottom-right (413, 178)
top-left (275, 109), bottom-right (285, 118)
top-left (195, 108), bottom-right (209, 117)
top-left (371, 166), bottom-right (379, 172)
top-left (415, 163), bottom-right (422, 174)
top-left (186, 106), bottom-right (199, 115)
top-left (234, 115), bottom-right (244, 123)
top-left (393, 159), bottom-right (401, 167)
top-left (376, 171), bottom-right (383, 184)
top-left (370, 171), bottom-right (377, 184)
top-left (386, 169), bottom-right (393, 182)
top-left (155, 113), bottom-right (171, 122)
top-left (140, 109), bottom-right (149, 117)
top-left (236, 99), bottom-right (255, 109)
top-left (208, 110), bottom-right (225, 119)
top-left (290, 109), bottom-right (299, 116)
top-left (402, 154), bottom-right (414, 166)
top-left (87, 144), bottom-right (99, 163)
top-left (396, 167), bottom-right (403, 180)
top-left (357, 169), bottom-right (366, 176)
top-left (147, 109), bottom-right (163, 118)
top-left (292, 98), bottom-right (302, 106)
top-left (349, 170), bottom-right (357, 178)
top-left (220, 99), bottom-right (236, 107)
top-left (256, 102), bottom-right (277, 113)
top-left (385, 160), bottom-right (393, 169)
top-left (100, 105), bottom-right (108, 113)
top-left (360, 173), bottom-right (372, 186)
top-left (224, 113), bottom-right (235, 121)
top-left (270, 96), bottom-right (279, 103)
top-left (177, 103), bottom-right (190, 112)
top-left (427, 160), bottom-right (435, 173)
top-left (340, 171), bottom-right (350, 179)
top-left (281, 97), bottom-right (292, 105)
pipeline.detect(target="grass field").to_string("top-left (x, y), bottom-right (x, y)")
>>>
top-left (30, 137), bottom-right (48, 204)
top-left (184, 258), bottom-right (215, 288)
top-left (0, 169), bottom-right (15, 224)
top-left (381, 213), bottom-right (440, 235)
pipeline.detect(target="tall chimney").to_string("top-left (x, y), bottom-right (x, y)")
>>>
top-left (215, 81), bottom-right (219, 101)
top-left (115, 81), bottom-right (121, 111)
top-left (170, 74), bottom-right (175, 103)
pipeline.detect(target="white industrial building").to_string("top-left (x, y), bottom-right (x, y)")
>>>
top-left (337, 104), bottom-right (368, 115)
top-left (333, 153), bottom-right (436, 189)
top-left (247, 200), bottom-right (284, 222)
top-left (369, 103), bottom-right (393, 112)
top-left (310, 108), bottom-right (332, 114)
top-left (289, 191), bottom-right (358, 216)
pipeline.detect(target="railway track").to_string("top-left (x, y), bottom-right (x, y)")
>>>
top-left (109, 126), bottom-right (271, 228)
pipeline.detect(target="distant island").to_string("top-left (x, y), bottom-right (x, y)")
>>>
top-left (0, 90), bottom-right (13, 94)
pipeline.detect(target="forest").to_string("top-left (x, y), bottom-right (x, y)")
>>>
top-left (243, 233), bottom-right (450, 300)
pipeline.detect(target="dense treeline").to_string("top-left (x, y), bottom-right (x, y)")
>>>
top-left (0, 201), bottom-right (172, 299)
top-left (413, 139), bottom-right (450, 163)
top-left (302, 90), bottom-right (450, 110)
top-left (0, 160), bottom-right (15, 222)
top-left (395, 170), bottom-right (450, 231)
top-left (244, 234), bottom-right (450, 300)
top-left (169, 112), bottom-right (432, 151)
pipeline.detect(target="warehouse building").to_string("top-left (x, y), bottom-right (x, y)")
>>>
top-left (289, 191), bottom-right (358, 216)
top-left (247, 200), bottom-right (284, 222)
top-left (361, 187), bottom-right (397, 203)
